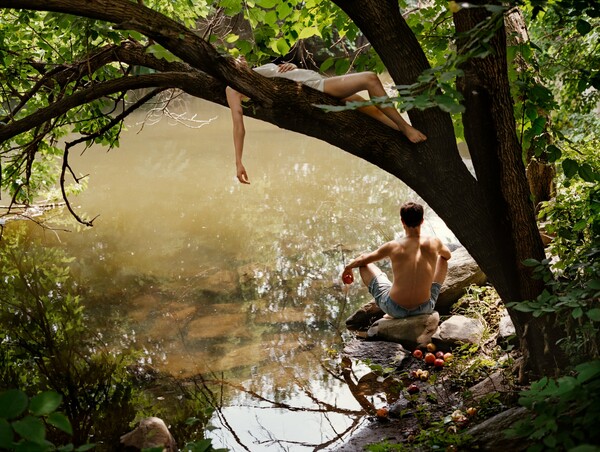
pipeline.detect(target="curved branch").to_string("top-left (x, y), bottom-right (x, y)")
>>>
top-left (0, 72), bottom-right (205, 143)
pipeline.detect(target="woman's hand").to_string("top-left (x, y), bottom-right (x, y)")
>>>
top-left (236, 163), bottom-right (250, 184)
top-left (277, 63), bottom-right (297, 73)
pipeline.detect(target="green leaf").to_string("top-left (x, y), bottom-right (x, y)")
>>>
top-left (29, 392), bottom-right (62, 416)
top-left (587, 279), bottom-right (600, 290)
top-left (562, 158), bottom-right (578, 178)
top-left (522, 258), bottom-right (540, 267)
top-left (586, 309), bottom-right (600, 322)
top-left (319, 57), bottom-right (334, 72)
top-left (74, 444), bottom-right (96, 451)
top-left (0, 418), bottom-right (14, 447)
top-left (578, 163), bottom-right (597, 182)
top-left (12, 416), bottom-right (45, 444)
top-left (256, 0), bottom-right (278, 7)
top-left (575, 361), bottom-right (600, 384)
top-left (545, 144), bottom-right (561, 162)
top-left (225, 34), bottom-right (239, 43)
top-left (47, 412), bottom-right (72, 435)
top-left (298, 26), bottom-right (320, 40)
top-left (271, 37), bottom-right (290, 56)
top-left (0, 390), bottom-right (28, 420)
top-left (576, 19), bottom-right (592, 36)
top-left (58, 445), bottom-right (74, 452)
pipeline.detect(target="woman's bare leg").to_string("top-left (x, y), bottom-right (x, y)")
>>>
top-left (344, 94), bottom-right (399, 129)
top-left (323, 72), bottom-right (427, 143)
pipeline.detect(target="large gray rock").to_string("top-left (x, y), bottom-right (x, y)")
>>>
top-left (120, 417), bottom-right (176, 451)
top-left (436, 246), bottom-right (487, 313)
top-left (432, 315), bottom-right (485, 346)
top-left (366, 312), bottom-right (440, 349)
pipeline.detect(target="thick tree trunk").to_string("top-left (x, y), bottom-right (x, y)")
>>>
top-left (452, 2), bottom-right (566, 376)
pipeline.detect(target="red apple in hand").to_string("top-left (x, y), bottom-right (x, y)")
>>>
top-left (342, 272), bottom-right (354, 285)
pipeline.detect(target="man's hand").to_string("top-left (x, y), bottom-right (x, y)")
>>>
top-left (341, 268), bottom-right (354, 285)
top-left (237, 163), bottom-right (250, 184)
top-left (277, 63), bottom-right (297, 73)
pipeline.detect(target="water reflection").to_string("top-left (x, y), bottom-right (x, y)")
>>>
top-left (13, 96), bottom-right (454, 449)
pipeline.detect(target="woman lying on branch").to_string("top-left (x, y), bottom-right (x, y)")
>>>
top-left (226, 58), bottom-right (427, 184)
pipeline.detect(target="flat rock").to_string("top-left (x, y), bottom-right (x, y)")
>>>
top-left (366, 312), bottom-right (440, 349)
top-left (343, 339), bottom-right (409, 368)
top-left (432, 315), bottom-right (485, 346)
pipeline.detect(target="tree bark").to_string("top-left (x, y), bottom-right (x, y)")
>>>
top-left (452, 2), bottom-right (566, 376)
top-left (504, 8), bottom-right (556, 210)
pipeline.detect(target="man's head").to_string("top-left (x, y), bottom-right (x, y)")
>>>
top-left (400, 202), bottom-right (424, 228)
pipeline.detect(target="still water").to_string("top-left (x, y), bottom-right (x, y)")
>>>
top-left (12, 95), bottom-right (455, 450)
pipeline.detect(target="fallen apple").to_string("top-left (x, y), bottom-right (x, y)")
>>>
top-left (434, 358), bottom-right (445, 368)
top-left (466, 407), bottom-right (477, 417)
top-left (443, 352), bottom-right (453, 362)
top-left (342, 272), bottom-right (354, 284)
top-left (419, 370), bottom-right (429, 381)
top-left (376, 407), bottom-right (389, 418)
top-left (412, 349), bottom-right (423, 359)
top-left (424, 353), bottom-right (436, 365)
top-left (426, 342), bottom-right (436, 352)
top-left (435, 351), bottom-right (445, 359)
top-left (407, 383), bottom-right (420, 394)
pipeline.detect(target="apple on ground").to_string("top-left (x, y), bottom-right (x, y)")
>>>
top-left (424, 353), bottom-right (436, 365)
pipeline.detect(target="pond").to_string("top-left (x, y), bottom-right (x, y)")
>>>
top-left (4, 95), bottom-right (455, 450)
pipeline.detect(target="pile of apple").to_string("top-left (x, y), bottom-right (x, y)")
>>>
top-left (412, 342), bottom-right (453, 368)
top-left (406, 343), bottom-right (453, 394)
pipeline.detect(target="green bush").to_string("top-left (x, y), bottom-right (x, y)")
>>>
top-left (0, 389), bottom-right (94, 451)
top-left (508, 360), bottom-right (600, 451)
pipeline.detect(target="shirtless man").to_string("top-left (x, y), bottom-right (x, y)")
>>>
top-left (226, 59), bottom-right (427, 184)
top-left (341, 202), bottom-right (451, 318)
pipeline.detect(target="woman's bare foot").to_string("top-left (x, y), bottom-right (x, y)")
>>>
top-left (402, 124), bottom-right (427, 143)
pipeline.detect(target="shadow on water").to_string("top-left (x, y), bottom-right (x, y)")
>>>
top-left (3, 95), bottom-right (455, 450)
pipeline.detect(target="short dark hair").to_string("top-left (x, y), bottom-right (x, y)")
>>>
top-left (400, 202), bottom-right (424, 228)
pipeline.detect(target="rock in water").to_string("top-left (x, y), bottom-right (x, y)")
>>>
top-left (120, 417), bottom-right (176, 451)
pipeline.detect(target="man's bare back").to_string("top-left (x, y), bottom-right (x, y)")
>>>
top-left (342, 202), bottom-right (452, 318)
top-left (387, 236), bottom-right (448, 309)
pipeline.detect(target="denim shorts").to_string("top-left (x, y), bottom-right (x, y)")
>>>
top-left (368, 273), bottom-right (441, 319)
